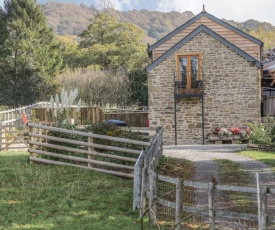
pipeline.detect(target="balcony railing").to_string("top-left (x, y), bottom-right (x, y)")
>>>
top-left (174, 79), bottom-right (203, 98)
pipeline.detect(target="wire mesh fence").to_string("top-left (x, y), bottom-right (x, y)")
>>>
top-left (140, 170), bottom-right (275, 229)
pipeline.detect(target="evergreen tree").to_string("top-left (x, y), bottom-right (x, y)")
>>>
top-left (0, 0), bottom-right (64, 107)
top-left (128, 69), bottom-right (148, 106)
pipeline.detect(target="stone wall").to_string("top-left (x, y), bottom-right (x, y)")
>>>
top-left (148, 31), bottom-right (261, 145)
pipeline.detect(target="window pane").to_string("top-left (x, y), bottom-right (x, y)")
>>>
top-left (190, 56), bottom-right (198, 82)
top-left (179, 56), bottom-right (187, 85)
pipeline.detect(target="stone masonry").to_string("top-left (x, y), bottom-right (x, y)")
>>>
top-left (148, 32), bottom-right (261, 145)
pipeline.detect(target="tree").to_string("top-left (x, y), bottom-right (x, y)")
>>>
top-left (0, 0), bottom-right (64, 107)
top-left (246, 27), bottom-right (275, 51)
top-left (78, 12), bottom-right (149, 72)
top-left (128, 69), bottom-right (148, 106)
top-left (56, 68), bottom-right (132, 106)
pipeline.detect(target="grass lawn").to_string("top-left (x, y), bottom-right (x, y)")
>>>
top-left (0, 151), bottom-right (157, 230)
top-left (238, 150), bottom-right (275, 172)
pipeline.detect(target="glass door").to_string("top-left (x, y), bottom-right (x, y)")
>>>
top-left (176, 54), bottom-right (200, 93)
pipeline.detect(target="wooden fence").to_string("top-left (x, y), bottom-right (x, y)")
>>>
top-left (0, 102), bottom-right (46, 125)
top-left (139, 169), bottom-right (275, 230)
top-left (133, 128), bottom-right (163, 212)
top-left (31, 107), bottom-right (148, 127)
top-left (27, 123), bottom-right (158, 178)
top-left (0, 123), bottom-right (29, 150)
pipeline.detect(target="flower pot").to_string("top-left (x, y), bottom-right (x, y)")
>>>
top-left (209, 136), bottom-right (221, 141)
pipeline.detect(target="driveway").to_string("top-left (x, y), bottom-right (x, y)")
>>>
top-left (163, 144), bottom-right (275, 186)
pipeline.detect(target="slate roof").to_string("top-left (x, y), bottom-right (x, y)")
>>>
top-left (148, 11), bottom-right (263, 52)
top-left (146, 25), bottom-right (262, 72)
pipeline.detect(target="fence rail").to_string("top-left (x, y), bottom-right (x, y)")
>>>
top-left (27, 123), bottom-right (158, 178)
top-left (0, 102), bottom-right (47, 125)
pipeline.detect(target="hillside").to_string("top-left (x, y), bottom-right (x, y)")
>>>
top-left (41, 2), bottom-right (275, 44)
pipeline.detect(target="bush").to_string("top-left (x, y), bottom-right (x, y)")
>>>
top-left (42, 124), bottom-right (88, 164)
top-left (249, 117), bottom-right (275, 147)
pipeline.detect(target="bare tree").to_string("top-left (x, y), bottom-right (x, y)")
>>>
top-left (56, 68), bottom-right (133, 107)
top-left (97, 0), bottom-right (114, 12)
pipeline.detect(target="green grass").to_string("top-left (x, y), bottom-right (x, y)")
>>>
top-left (0, 151), bottom-right (157, 230)
top-left (214, 159), bottom-right (256, 214)
top-left (214, 159), bottom-right (250, 186)
top-left (238, 150), bottom-right (275, 172)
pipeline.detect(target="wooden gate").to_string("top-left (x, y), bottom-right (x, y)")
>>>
top-left (0, 123), bottom-right (29, 151)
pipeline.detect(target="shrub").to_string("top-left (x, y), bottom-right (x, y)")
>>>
top-left (42, 124), bottom-right (88, 164)
top-left (248, 117), bottom-right (275, 147)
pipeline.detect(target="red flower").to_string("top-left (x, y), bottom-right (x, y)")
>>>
top-left (229, 127), bottom-right (240, 135)
top-left (21, 113), bottom-right (28, 125)
top-left (213, 127), bottom-right (221, 135)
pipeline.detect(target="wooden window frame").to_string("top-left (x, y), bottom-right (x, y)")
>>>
top-left (175, 53), bottom-right (201, 93)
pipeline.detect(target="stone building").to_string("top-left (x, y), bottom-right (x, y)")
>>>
top-left (146, 8), bottom-right (263, 145)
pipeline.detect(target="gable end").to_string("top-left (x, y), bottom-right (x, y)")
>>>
top-left (146, 25), bottom-right (262, 72)
top-left (148, 12), bottom-right (263, 52)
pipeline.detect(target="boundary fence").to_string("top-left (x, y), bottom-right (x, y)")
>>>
top-left (133, 128), bottom-right (163, 211)
top-left (0, 102), bottom-right (47, 125)
top-left (31, 107), bottom-right (148, 127)
top-left (27, 123), bottom-right (158, 178)
top-left (137, 168), bottom-right (275, 229)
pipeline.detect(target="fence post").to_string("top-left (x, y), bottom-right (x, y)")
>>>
top-left (208, 182), bottom-right (215, 230)
top-left (28, 125), bottom-right (35, 164)
top-left (175, 178), bottom-right (183, 230)
top-left (37, 122), bottom-right (42, 150)
top-left (149, 170), bottom-right (157, 224)
top-left (260, 186), bottom-right (267, 229)
top-left (140, 165), bottom-right (147, 218)
top-left (0, 122), bottom-right (2, 151)
top-left (88, 132), bottom-right (94, 167)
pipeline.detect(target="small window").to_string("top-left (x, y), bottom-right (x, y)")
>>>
top-left (176, 54), bottom-right (201, 93)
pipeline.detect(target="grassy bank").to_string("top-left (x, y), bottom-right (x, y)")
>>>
top-left (0, 151), bottom-right (156, 230)
top-left (238, 150), bottom-right (275, 172)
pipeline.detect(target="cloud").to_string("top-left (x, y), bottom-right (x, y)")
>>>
top-left (110, 0), bottom-right (157, 11)
top-left (155, 0), bottom-right (275, 25)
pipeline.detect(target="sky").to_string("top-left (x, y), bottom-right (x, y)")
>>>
top-left (0, 0), bottom-right (274, 26)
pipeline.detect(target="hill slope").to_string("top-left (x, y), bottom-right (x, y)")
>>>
top-left (41, 2), bottom-right (275, 44)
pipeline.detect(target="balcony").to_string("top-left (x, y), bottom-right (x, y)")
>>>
top-left (174, 80), bottom-right (203, 99)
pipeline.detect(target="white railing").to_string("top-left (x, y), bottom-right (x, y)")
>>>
top-left (0, 102), bottom-right (48, 125)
